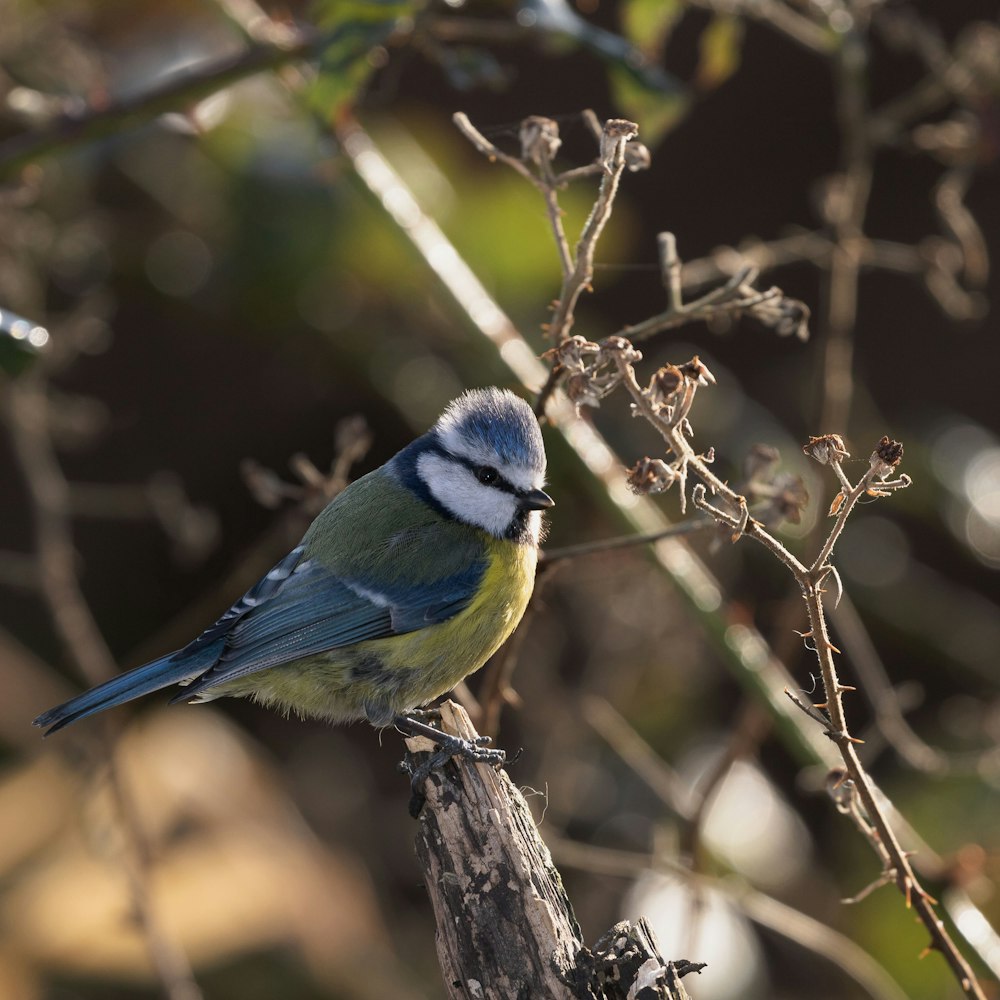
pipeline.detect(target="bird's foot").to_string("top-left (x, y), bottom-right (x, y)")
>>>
top-left (395, 714), bottom-right (507, 818)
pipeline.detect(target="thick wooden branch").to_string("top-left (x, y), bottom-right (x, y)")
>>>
top-left (404, 702), bottom-right (700, 999)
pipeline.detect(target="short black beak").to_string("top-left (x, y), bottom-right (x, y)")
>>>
top-left (519, 488), bottom-right (554, 511)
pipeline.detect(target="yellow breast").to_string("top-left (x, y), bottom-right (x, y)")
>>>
top-left (376, 534), bottom-right (538, 699)
top-left (218, 536), bottom-right (539, 726)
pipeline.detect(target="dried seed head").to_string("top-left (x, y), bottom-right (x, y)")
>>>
top-left (647, 364), bottom-right (683, 409)
top-left (678, 355), bottom-right (716, 386)
top-left (803, 434), bottom-right (850, 465)
top-left (627, 457), bottom-right (677, 495)
top-left (544, 335), bottom-right (637, 410)
top-left (599, 118), bottom-right (639, 168)
top-left (603, 118), bottom-right (640, 140)
top-left (519, 116), bottom-right (561, 166)
top-left (771, 297), bottom-right (811, 341)
top-left (542, 334), bottom-right (599, 368)
top-left (564, 371), bottom-right (604, 409)
top-left (598, 335), bottom-right (643, 366)
top-left (870, 436), bottom-right (904, 478)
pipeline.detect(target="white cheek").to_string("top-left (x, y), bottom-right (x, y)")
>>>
top-left (417, 453), bottom-right (519, 536)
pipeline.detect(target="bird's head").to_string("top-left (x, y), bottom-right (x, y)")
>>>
top-left (401, 388), bottom-right (553, 543)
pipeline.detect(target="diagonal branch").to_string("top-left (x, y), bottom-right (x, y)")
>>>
top-left (0, 21), bottom-right (395, 178)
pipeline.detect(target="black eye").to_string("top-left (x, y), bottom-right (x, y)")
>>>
top-left (475, 465), bottom-right (499, 485)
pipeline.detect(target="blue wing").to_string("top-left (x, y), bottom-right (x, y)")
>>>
top-left (35, 540), bottom-right (486, 733)
top-left (176, 548), bottom-right (483, 698)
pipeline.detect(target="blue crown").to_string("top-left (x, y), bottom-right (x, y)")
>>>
top-left (437, 388), bottom-right (545, 473)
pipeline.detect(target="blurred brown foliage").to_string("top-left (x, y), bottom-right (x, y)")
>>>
top-left (2, 1), bottom-right (1000, 998)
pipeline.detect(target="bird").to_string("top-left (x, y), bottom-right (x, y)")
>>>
top-left (33, 388), bottom-right (553, 774)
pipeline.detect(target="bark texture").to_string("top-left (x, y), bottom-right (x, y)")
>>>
top-left (406, 701), bottom-right (699, 999)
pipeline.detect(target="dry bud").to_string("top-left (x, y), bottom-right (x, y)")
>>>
top-left (519, 116), bottom-right (561, 166)
top-left (542, 334), bottom-right (599, 368)
top-left (564, 371), bottom-right (604, 409)
top-left (803, 434), bottom-right (850, 465)
top-left (599, 118), bottom-right (639, 168)
top-left (599, 335), bottom-right (643, 364)
top-left (544, 335), bottom-right (637, 409)
top-left (870, 436), bottom-right (904, 478)
top-left (678, 355), bottom-right (716, 386)
top-left (627, 457), bottom-right (677, 495)
top-left (762, 295), bottom-right (811, 341)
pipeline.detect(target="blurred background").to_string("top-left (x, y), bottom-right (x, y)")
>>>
top-left (2, 0), bottom-right (999, 997)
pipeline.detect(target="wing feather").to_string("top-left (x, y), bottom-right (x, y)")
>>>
top-left (175, 528), bottom-right (486, 699)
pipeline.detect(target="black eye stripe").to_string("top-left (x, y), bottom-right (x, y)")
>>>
top-left (457, 457), bottom-right (518, 495)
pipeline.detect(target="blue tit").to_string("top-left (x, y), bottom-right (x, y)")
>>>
top-left (34, 388), bottom-right (553, 744)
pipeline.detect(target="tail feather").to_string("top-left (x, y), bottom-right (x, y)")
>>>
top-left (33, 641), bottom-right (224, 736)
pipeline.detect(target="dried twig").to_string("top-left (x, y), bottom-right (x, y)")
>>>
top-left (550, 837), bottom-right (911, 1000)
top-left (1, 375), bottom-right (203, 1000)
top-left (589, 341), bottom-right (987, 997)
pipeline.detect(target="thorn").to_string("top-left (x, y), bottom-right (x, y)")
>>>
top-left (838, 684), bottom-right (857, 692)
top-left (917, 946), bottom-right (932, 960)
top-left (813, 701), bottom-right (828, 710)
top-left (847, 735), bottom-right (866, 745)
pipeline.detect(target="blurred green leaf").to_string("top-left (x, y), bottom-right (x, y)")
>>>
top-left (609, 63), bottom-right (689, 148)
top-left (605, 0), bottom-right (690, 147)
top-left (311, 0), bottom-right (419, 25)
top-left (523, 0), bottom-right (686, 99)
top-left (305, 2), bottom-right (418, 120)
top-left (620, 0), bottom-right (683, 56)
top-left (696, 15), bottom-right (745, 92)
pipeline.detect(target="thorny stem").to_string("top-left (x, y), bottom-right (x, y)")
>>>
top-left (612, 345), bottom-right (986, 997)
top-left (613, 357), bottom-right (809, 580)
top-left (804, 581), bottom-right (986, 998)
top-left (780, 458), bottom-right (984, 997)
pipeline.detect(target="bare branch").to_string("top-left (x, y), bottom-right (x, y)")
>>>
top-left (0, 22), bottom-right (394, 177)
top-left (2, 377), bottom-right (203, 1000)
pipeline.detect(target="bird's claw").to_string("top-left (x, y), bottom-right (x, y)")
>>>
top-left (402, 732), bottom-right (507, 818)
